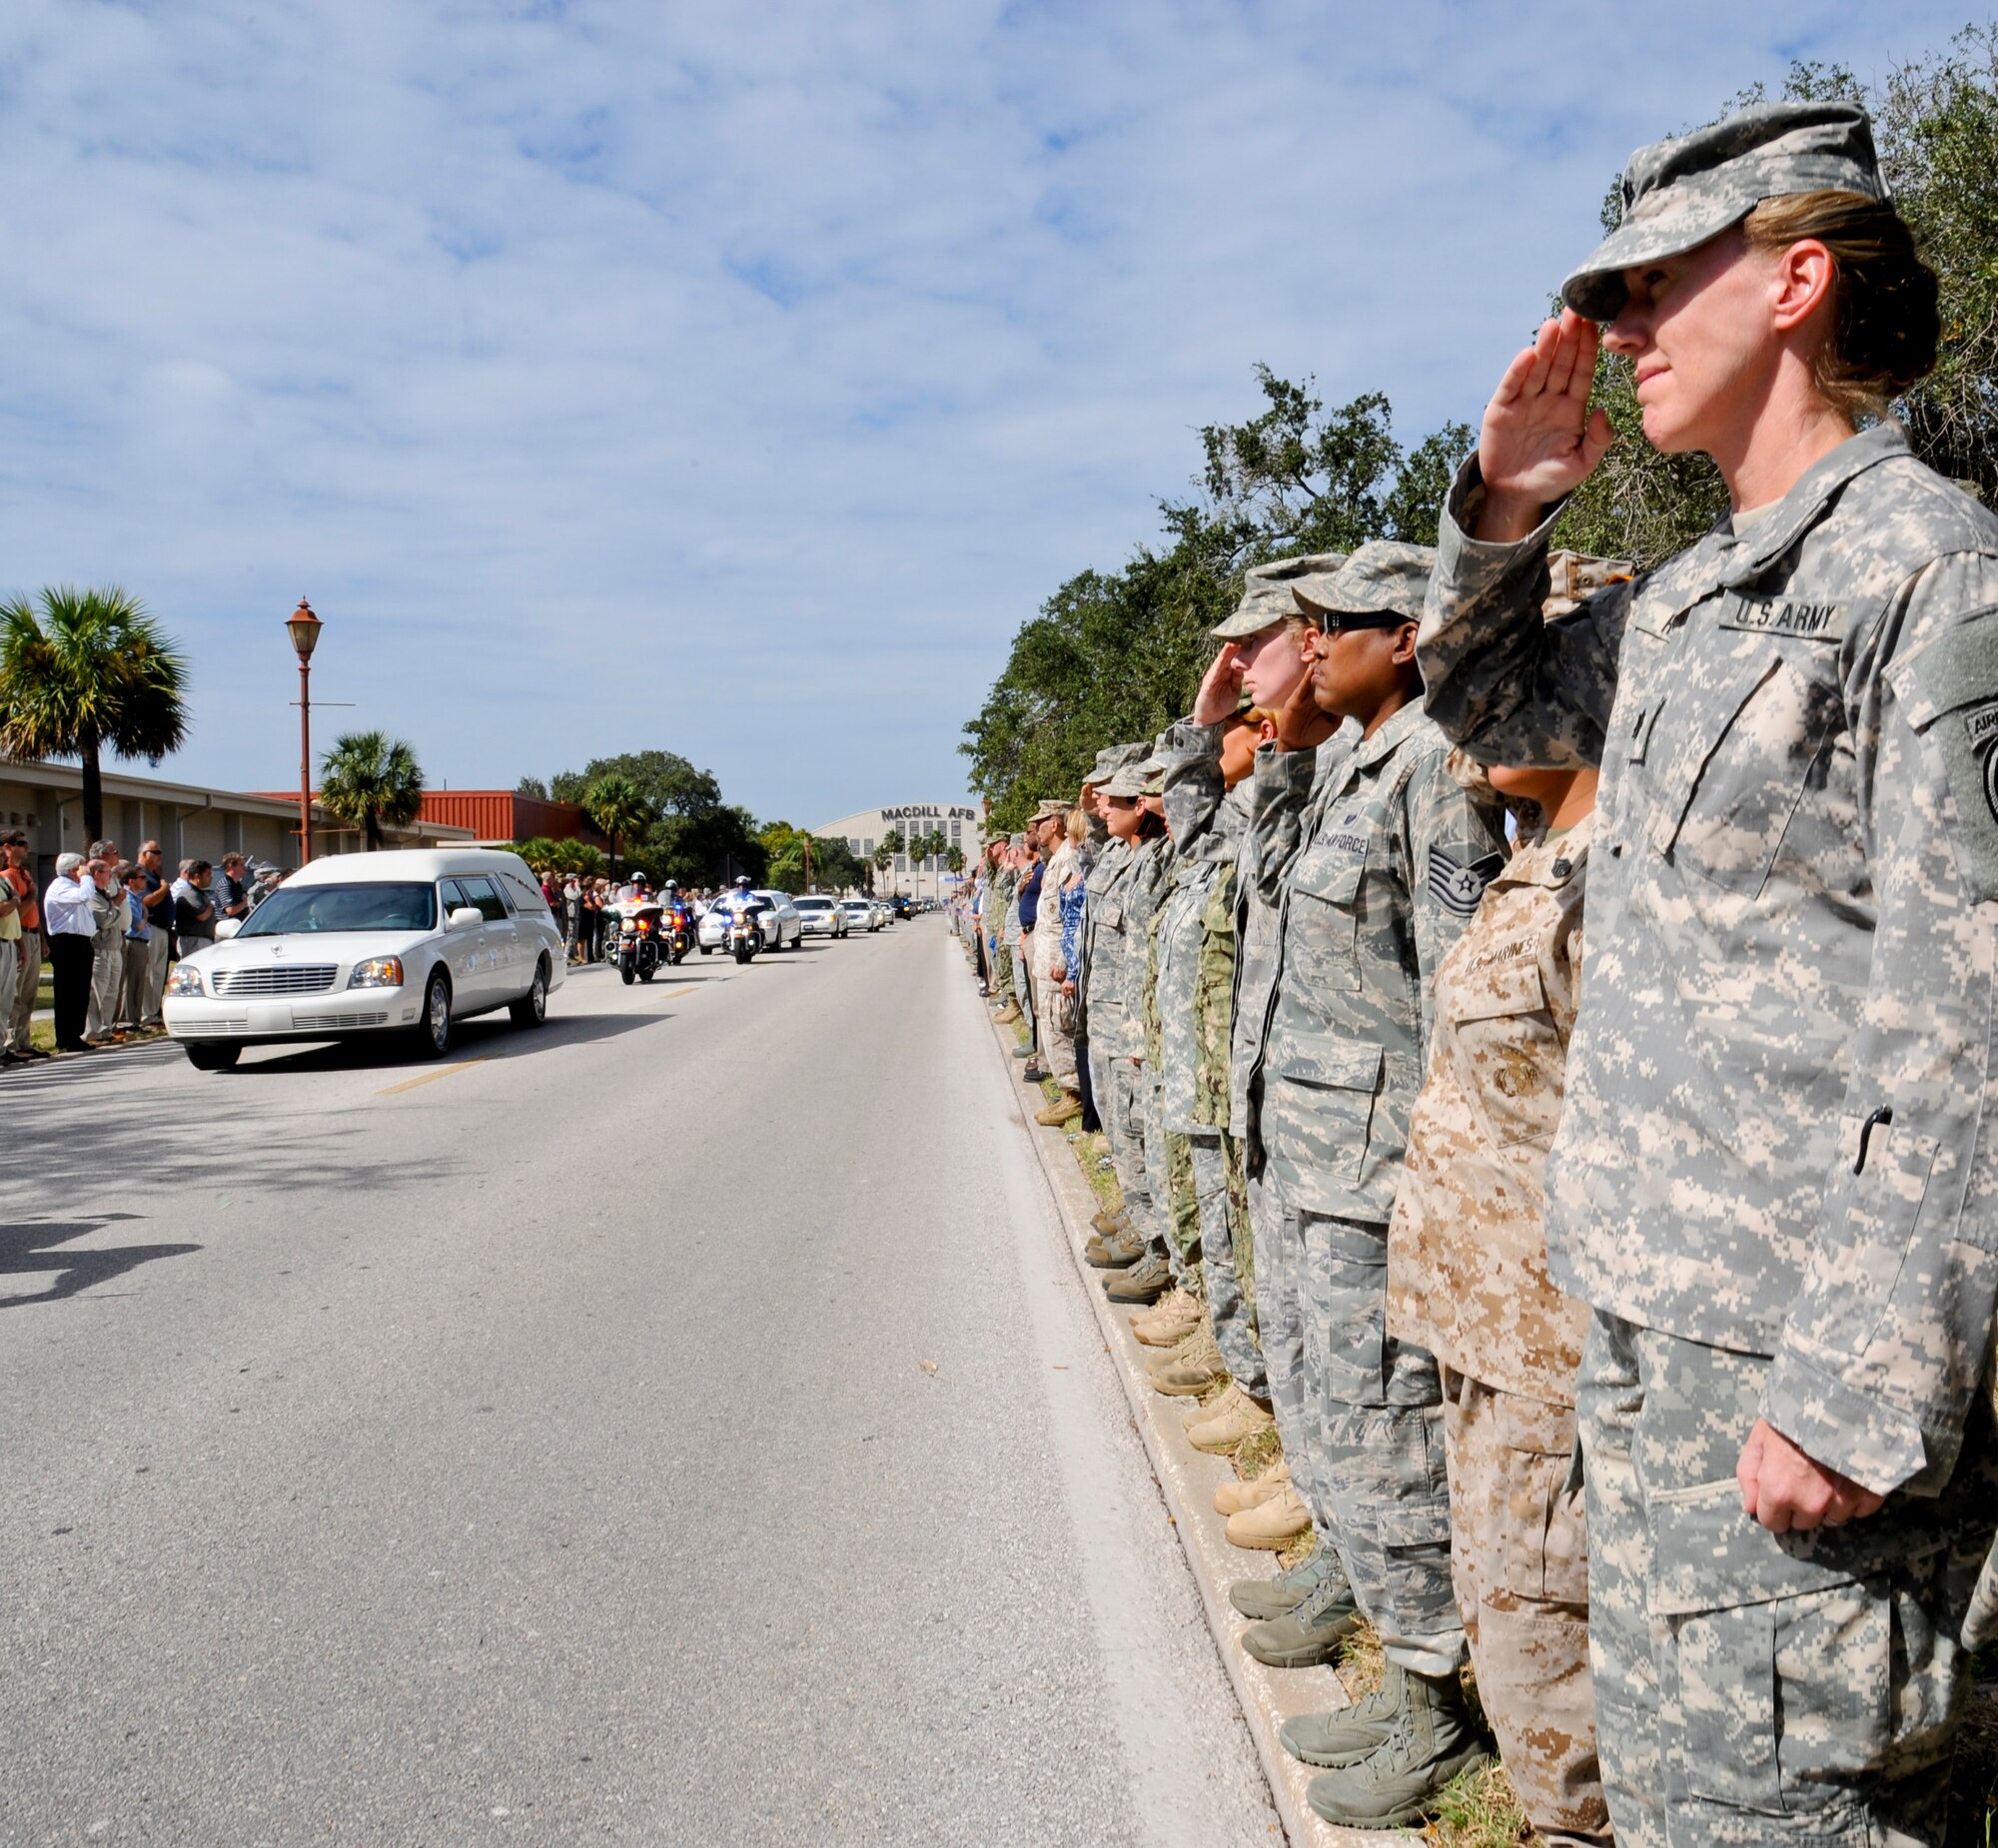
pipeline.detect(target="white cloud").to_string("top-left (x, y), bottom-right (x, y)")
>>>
top-left (0, 0), bottom-right (1968, 822)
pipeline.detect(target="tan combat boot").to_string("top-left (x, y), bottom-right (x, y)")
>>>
top-left (1035, 1092), bottom-right (1083, 1128)
top-left (1090, 1206), bottom-right (1127, 1237)
top-left (1149, 1327), bottom-right (1225, 1397)
top-left (1225, 1484), bottom-right (1312, 1550)
top-left (1215, 1457), bottom-right (1290, 1515)
top-left (1130, 1289), bottom-right (1200, 1347)
top-left (1187, 1389), bottom-right (1276, 1453)
top-left (992, 1002), bottom-right (1022, 1025)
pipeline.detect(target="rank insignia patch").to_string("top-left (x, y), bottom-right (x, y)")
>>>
top-left (1428, 848), bottom-right (1503, 917)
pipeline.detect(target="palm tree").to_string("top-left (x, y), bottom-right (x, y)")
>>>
top-left (583, 771), bottom-right (653, 881)
top-left (0, 585), bottom-right (189, 842)
top-left (319, 730), bottom-right (426, 849)
top-left (945, 844), bottom-right (965, 876)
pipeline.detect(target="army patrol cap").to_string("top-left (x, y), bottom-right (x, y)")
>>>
top-left (1081, 742), bottom-right (1148, 788)
top-left (1563, 101), bottom-right (1887, 322)
top-left (1292, 540), bottom-right (1438, 628)
top-left (1101, 757), bottom-right (1160, 798)
top-left (1212, 552), bottom-right (1350, 640)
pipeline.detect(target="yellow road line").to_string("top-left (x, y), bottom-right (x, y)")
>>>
top-left (375, 1058), bottom-right (484, 1097)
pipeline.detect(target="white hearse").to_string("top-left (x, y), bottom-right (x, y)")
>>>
top-left (163, 848), bottom-right (566, 1069)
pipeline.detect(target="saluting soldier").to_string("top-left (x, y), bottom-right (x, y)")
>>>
top-left (1421, 100), bottom-right (1998, 1847)
top-left (1244, 541), bottom-right (1507, 1829)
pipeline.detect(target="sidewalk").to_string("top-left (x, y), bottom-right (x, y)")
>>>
top-left (987, 1007), bottom-right (1371, 1848)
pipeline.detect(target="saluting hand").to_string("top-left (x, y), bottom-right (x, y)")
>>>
top-left (1736, 1417), bottom-right (1885, 1533)
top-left (1192, 644), bottom-right (1246, 725)
top-left (1475, 309), bottom-right (1616, 543)
top-left (1271, 638), bottom-right (1337, 753)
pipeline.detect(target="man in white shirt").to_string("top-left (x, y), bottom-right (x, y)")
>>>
top-left (42, 853), bottom-right (99, 1053)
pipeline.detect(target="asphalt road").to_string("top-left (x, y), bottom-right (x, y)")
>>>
top-left (1, 918), bottom-right (1278, 1847)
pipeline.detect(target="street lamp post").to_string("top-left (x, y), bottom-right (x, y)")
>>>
top-left (286, 598), bottom-right (323, 864)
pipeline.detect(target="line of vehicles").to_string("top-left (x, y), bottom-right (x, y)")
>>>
top-left (160, 849), bottom-right (919, 1070)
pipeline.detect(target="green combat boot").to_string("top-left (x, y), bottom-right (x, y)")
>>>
top-left (1104, 1249), bottom-right (1172, 1304)
top-left (1282, 1661), bottom-right (1411, 1767)
top-left (1229, 1530), bottom-right (1341, 1621)
top-left (1303, 1667), bottom-right (1492, 1831)
top-left (1241, 1562), bottom-right (1362, 1667)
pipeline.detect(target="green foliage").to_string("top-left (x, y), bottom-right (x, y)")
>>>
top-left (505, 836), bottom-right (606, 878)
top-left (962, 370), bottom-right (1470, 828)
top-left (0, 584), bottom-right (189, 840)
top-left (318, 729), bottom-right (425, 850)
top-left (581, 771), bottom-right (653, 879)
top-left (514, 774), bottom-right (549, 799)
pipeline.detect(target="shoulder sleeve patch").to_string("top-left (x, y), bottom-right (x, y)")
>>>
top-left (1427, 846), bottom-right (1503, 918)
top-left (1894, 603), bottom-right (1998, 901)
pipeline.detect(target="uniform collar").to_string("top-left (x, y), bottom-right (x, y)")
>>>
top-left (1348, 697), bottom-right (1430, 771)
top-left (1498, 810), bottom-right (1596, 890)
top-left (1714, 424), bottom-right (1909, 587)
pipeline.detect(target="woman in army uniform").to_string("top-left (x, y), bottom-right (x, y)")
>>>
top-left (1421, 100), bottom-right (1998, 1846)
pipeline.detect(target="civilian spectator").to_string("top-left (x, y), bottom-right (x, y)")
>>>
top-left (121, 865), bottom-right (153, 1035)
top-left (134, 841), bottom-right (173, 1027)
top-left (43, 852), bottom-right (98, 1053)
top-left (172, 859), bottom-right (217, 951)
top-left (2, 833), bottom-right (44, 1059)
top-left (213, 853), bottom-right (252, 924)
top-left (83, 856), bottom-right (126, 1044)
top-left (0, 833), bottom-right (20, 1067)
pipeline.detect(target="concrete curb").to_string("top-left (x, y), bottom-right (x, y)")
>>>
top-left (986, 1008), bottom-right (1371, 1848)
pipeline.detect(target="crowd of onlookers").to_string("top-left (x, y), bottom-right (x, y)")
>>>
top-left (0, 835), bottom-right (288, 1065)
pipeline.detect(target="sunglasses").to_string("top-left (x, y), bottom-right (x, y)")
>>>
top-left (1313, 610), bottom-right (1413, 635)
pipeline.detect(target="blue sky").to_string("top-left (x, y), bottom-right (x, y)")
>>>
top-left (0, 1), bottom-right (1975, 826)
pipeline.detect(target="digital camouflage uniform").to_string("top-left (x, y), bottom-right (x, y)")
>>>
top-left (1386, 811), bottom-right (1605, 1847)
top-left (1247, 679), bottom-right (1507, 1676)
top-left (1145, 857), bottom-right (1209, 1288)
top-left (1034, 824), bottom-right (1081, 1091)
top-left (1160, 719), bottom-right (1266, 1396)
top-left (1083, 816), bottom-right (1157, 1252)
top-left (1423, 410), bottom-right (1998, 1843)
top-left (1113, 818), bottom-right (1175, 1258)
top-left (1209, 555), bottom-right (1358, 1519)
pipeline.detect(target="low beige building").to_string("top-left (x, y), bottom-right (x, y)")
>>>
top-left (815, 802), bottom-right (983, 900)
top-left (0, 759), bottom-right (474, 891)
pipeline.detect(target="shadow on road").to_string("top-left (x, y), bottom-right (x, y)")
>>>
top-left (0, 1214), bottom-right (202, 1309)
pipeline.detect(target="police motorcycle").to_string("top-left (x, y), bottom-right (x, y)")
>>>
top-left (660, 879), bottom-right (693, 966)
top-left (612, 874), bottom-right (666, 985)
top-left (723, 875), bottom-right (764, 965)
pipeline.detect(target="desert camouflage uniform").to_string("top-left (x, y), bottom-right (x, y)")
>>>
top-left (1160, 719), bottom-right (1266, 1394)
top-left (1421, 425), bottom-right (1998, 1844)
top-left (1386, 814), bottom-right (1605, 1846)
top-left (1246, 701), bottom-right (1507, 1675)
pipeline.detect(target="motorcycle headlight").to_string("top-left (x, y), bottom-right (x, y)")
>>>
top-left (165, 964), bottom-right (205, 998)
top-left (348, 957), bottom-right (405, 989)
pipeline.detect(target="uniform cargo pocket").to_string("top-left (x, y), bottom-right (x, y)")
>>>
top-left (1270, 1040), bottom-right (1383, 1188)
top-left (1379, 1500), bottom-right (1458, 1633)
top-left (1647, 1477), bottom-right (1888, 1832)
top-left (1493, 1394), bottom-right (1588, 1605)
top-left (1444, 953), bottom-right (1565, 1147)
top-left (1286, 863), bottom-right (1362, 994)
top-left (1649, 652), bottom-right (1842, 898)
